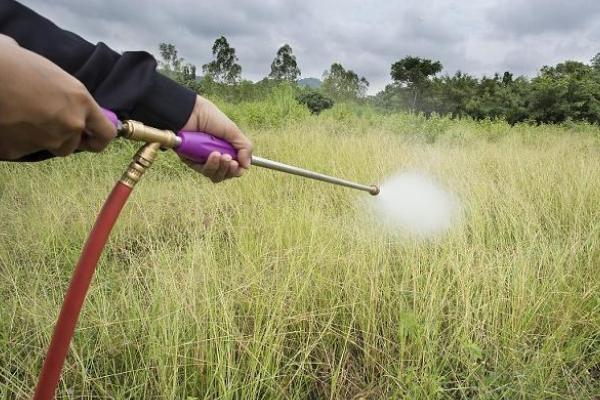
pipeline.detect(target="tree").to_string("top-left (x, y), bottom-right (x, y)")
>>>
top-left (158, 43), bottom-right (196, 85)
top-left (502, 71), bottom-right (514, 85)
top-left (321, 63), bottom-right (369, 101)
top-left (528, 61), bottom-right (600, 124)
top-left (269, 44), bottom-right (301, 82)
top-left (591, 53), bottom-right (600, 73)
top-left (390, 56), bottom-right (442, 109)
top-left (202, 36), bottom-right (242, 84)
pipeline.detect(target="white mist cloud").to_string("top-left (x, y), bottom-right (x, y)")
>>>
top-left (372, 172), bottom-right (459, 239)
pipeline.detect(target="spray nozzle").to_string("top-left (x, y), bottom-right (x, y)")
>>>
top-left (102, 108), bottom-right (379, 195)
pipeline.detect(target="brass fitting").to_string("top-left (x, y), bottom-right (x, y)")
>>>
top-left (119, 120), bottom-right (180, 149)
top-left (120, 142), bottom-right (161, 188)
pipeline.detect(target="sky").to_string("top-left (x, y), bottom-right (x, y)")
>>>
top-left (20, 0), bottom-right (600, 94)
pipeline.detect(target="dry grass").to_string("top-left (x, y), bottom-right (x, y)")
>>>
top-left (1, 112), bottom-right (599, 399)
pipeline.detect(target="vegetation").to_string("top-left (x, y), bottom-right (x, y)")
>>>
top-left (322, 63), bottom-right (369, 101)
top-left (158, 42), bottom-right (197, 88)
top-left (202, 36), bottom-right (242, 85)
top-left (390, 56), bottom-right (443, 110)
top-left (269, 44), bottom-right (301, 82)
top-left (295, 89), bottom-right (334, 114)
top-left (2, 38), bottom-right (600, 398)
top-left (377, 57), bottom-right (600, 125)
top-left (1, 94), bottom-right (599, 397)
top-left (157, 38), bottom-right (600, 126)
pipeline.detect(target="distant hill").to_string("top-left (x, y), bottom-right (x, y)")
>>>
top-left (298, 78), bottom-right (322, 89)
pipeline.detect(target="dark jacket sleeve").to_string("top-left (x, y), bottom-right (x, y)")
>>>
top-left (0, 0), bottom-right (197, 161)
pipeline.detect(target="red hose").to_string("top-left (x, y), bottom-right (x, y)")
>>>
top-left (33, 182), bottom-right (133, 400)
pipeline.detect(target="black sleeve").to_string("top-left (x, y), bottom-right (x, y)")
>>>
top-left (0, 0), bottom-right (197, 161)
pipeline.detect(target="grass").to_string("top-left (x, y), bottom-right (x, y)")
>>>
top-left (1, 107), bottom-right (599, 399)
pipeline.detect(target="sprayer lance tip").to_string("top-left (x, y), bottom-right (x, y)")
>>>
top-left (369, 185), bottom-right (380, 196)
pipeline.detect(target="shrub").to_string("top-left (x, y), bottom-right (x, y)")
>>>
top-left (295, 90), bottom-right (334, 114)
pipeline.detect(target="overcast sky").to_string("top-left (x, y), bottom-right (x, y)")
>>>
top-left (20, 0), bottom-right (600, 94)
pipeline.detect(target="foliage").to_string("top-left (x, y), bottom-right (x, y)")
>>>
top-left (158, 42), bottom-right (197, 87)
top-left (528, 61), bottom-right (600, 124)
top-left (202, 36), bottom-right (242, 84)
top-left (390, 56), bottom-right (443, 110)
top-left (269, 44), bottom-right (301, 82)
top-left (3, 111), bottom-right (600, 398)
top-left (322, 63), bottom-right (369, 101)
top-left (160, 41), bottom-right (600, 126)
top-left (391, 56), bottom-right (443, 86)
top-left (213, 83), bottom-right (311, 129)
top-left (295, 89), bottom-right (334, 114)
top-left (376, 56), bottom-right (600, 125)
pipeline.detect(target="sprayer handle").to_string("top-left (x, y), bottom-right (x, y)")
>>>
top-left (101, 108), bottom-right (238, 164)
top-left (102, 108), bottom-right (120, 128)
top-left (175, 130), bottom-right (237, 164)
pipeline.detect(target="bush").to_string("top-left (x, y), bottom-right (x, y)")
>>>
top-left (295, 90), bottom-right (334, 114)
top-left (214, 84), bottom-right (310, 129)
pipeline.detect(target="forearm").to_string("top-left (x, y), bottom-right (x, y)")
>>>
top-left (0, 0), bottom-right (196, 131)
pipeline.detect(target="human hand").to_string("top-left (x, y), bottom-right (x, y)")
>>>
top-left (180, 95), bottom-right (252, 183)
top-left (0, 34), bottom-right (116, 160)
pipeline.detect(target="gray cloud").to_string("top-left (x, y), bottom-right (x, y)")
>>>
top-left (17, 0), bottom-right (600, 93)
top-left (487, 0), bottom-right (600, 37)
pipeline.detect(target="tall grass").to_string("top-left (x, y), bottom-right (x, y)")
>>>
top-left (1, 101), bottom-right (599, 399)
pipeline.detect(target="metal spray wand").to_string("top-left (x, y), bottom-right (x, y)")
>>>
top-left (106, 110), bottom-right (380, 196)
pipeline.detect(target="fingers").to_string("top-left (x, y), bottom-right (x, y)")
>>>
top-left (229, 124), bottom-right (253, 169)
top-left (185, 96), bottom-right (253, 170)
top-left (50, 132), bottom-right (81, 157)
top-left (202, 153), bottom-right (237, 183)
top-left (211, 154), bottom-right (232, 182)
top-left (229, 159), bottom-right (243, 178)
top-left (82, 101), bottom-right (117, 152)
top-left (237, 146), bottom-right (252, 170)
top-left (182, 152), bottom-right (242, 183)
top-left (200, 152), bottom-right (221, 179)
top-left (213, 120), bottom-right (252, 169)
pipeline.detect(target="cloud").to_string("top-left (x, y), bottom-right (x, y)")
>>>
top-left (486, 0), bottom-right (600, 37)
top-left (16, 0), bottom-right (600, 93)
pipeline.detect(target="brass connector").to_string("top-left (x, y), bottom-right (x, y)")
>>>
top-left (119, 120), bottom-right (180, 149)
top-left (120, 142), bottom-right (161, 188)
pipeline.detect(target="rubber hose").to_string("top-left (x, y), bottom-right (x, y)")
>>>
top-left (33, 182), bottom-right (133, 400)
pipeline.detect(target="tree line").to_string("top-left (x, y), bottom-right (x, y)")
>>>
top-left (375, 55), bottom-right (600, 125)
top-left (158, 37), bottom-right (366, 114)
top-left (158, 36), bottom-right (600, 124)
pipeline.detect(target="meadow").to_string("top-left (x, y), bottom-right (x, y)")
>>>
top-left (1, 93), bottom-right (599, 398)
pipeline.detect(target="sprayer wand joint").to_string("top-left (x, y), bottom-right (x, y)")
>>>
top-left (118, 120), bottom-right (181, 149)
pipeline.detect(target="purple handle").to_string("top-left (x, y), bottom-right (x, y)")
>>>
top-left (175, 131), bottom-right (237, 164)
top-left (100, 108), bottom-right (237, 164)
top-left (101, 108), bottom-right (119, 128)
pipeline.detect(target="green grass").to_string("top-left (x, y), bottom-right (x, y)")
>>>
top-left (1, 109), bottom-right (599, 399)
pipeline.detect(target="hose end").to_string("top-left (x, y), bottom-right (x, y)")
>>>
top-left (120, 142), bottom-right (161, 188)
top-left (369, 185), bottom-right (380, 196)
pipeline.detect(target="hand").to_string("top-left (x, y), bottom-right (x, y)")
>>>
top-left (180, 95), bottom-right (253, 183)
top-left (0, 34), bottom-right (116, 160)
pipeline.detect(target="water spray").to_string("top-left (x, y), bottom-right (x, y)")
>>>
top-left (33, 109), bottom-right (379, 399)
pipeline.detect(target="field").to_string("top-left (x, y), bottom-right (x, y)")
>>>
top-left (1, 98), bottom-right (600, 398)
